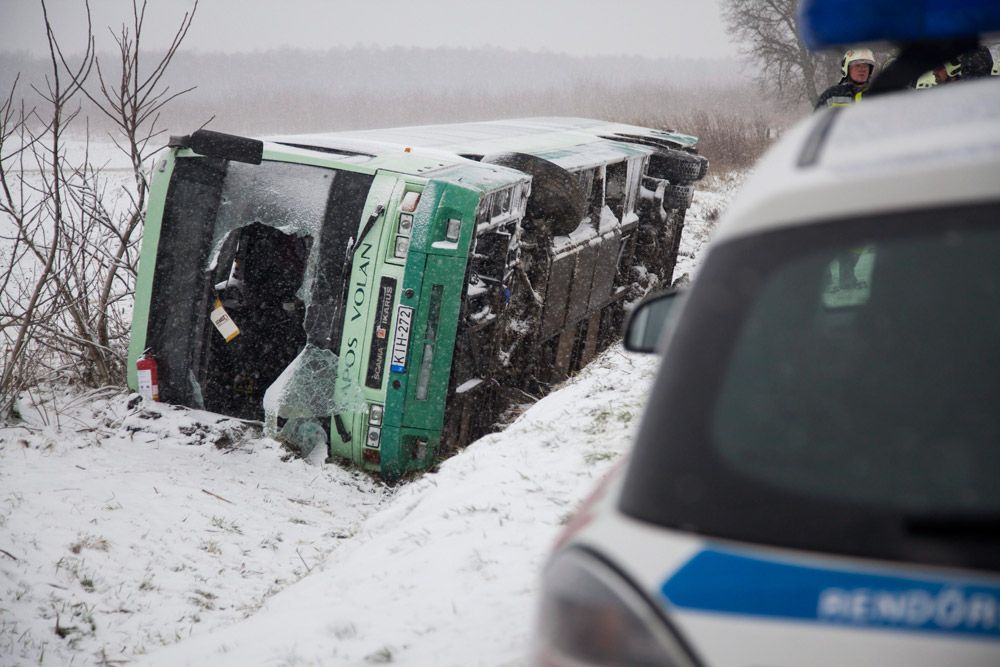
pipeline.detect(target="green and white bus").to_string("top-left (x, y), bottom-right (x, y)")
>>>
top-left (127, 118), bottom-right (707, 479)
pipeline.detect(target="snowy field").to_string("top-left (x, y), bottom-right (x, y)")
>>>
top-left (0, 150), bottom-right (737, 666)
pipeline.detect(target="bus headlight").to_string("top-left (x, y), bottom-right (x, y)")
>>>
top-left (369, 404), bottom-right (383, 426)
top-left (394, 236), bottom-right (409, 259)
top-left (366, 426), bottom-right (381, 449)
top-left (398, 213), bottom-right (414, 235)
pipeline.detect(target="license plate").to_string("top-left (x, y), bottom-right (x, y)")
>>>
top-left (390, 305), bottom-right (414, 373)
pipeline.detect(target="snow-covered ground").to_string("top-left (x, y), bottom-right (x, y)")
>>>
top-left (0, 174), bottom-right (738, 667)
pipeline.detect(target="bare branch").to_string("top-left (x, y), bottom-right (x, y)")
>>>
top-left (1, 0), bottom-right (200, 411)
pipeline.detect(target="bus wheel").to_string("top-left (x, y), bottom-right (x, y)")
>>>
top-left (663, 183), bottom-right (694, 210)
top-left (481, 152), bottom-right (584, 236)
top-left (648, 149), bottom-right (708, 184)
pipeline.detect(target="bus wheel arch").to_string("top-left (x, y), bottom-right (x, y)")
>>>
top-left (481, 152), bottom-right (584, 236)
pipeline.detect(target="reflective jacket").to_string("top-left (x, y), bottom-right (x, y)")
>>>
top-left (815, 80), bottom-right (866, 110)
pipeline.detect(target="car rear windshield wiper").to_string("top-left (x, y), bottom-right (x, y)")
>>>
top-left (905, 513), bottom-right (1000, 539)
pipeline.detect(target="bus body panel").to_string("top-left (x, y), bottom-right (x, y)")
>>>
top-left (128, 119), bottom-right (706, 479)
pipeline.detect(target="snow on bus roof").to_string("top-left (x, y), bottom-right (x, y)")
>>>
top-left (266, 117), bottom-right (693, 171)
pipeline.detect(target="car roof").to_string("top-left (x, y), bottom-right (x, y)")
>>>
top-left (712, 79), bottom-right (1000, 245)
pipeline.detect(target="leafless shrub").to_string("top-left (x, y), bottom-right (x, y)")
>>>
top-left (0, 0), bottom-right (198, 417)
top-left (671, 109), bottom-right (775, 174)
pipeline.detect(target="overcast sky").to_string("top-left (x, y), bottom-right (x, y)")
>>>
top-left (1, 0), bottom-right (739, 60)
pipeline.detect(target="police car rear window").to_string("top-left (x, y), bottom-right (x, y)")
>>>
top-left (712, 231), bottom-right (1000, 514)
top-left (620, 202), bottom-right (1000, 571)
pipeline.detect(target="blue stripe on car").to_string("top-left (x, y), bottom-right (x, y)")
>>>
top-left (661, 548), bottom-right (1000, 638)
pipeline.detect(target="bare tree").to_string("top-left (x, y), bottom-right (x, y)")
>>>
top-left (0, 2), bottom-right (96, 413)
top-left (55, 0), bottom-right (199, 384)
top-left (0, 0), bottom-right (197, 416)
top-left (721, 0), bottom-right (838, 106)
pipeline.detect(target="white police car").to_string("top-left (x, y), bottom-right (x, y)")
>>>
top-left (530, 2), bottom-right (1000, 665)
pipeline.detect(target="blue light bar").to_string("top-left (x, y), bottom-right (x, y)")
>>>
top-left (799, 0), bottom-right (1000, 49)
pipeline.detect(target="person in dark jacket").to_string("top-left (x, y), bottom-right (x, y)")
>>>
top-left (956, 44), bottom-right (996, 78)
top-left (914, 44), bottom-right (998, 88)
top-left (815, 48), bottom-right (876, 110)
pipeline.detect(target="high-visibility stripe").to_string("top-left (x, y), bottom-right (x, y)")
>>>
top-left (825, 92), bottom-right (863, 108)
top-left (661, 548), bottom-right (1000, 639)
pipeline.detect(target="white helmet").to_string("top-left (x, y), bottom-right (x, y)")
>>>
top-left (841, 48), bottom-right (877, 78)
top-left (915, 71), bottom-right (937, 89)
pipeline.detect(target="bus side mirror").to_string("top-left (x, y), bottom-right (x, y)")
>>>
top-left (169, 129), bottom-right (264, 165)
top-left (623, 289), bottom-right (680, 353)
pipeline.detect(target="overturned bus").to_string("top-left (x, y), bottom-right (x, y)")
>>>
top-left (127, 118), bottom-right (707, 479)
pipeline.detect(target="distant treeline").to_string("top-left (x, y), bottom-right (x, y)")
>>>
top-left (0, 45), bottom-right (802, 171)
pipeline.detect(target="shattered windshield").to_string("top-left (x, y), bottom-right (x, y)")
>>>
top-left (208, 160), bottom-right (334, 302)
top-left (148, 157), bottom-right (375, 427)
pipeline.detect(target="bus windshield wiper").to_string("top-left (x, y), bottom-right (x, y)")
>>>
top-left (345, 203), bottom-right (385, 262)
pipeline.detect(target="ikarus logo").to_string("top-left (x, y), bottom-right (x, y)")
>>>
top-left (366, 277), bottom-right (396, 389)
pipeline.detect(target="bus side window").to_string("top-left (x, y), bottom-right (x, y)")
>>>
top-left (605, 161), bottom-right (628, 222)
top-left (577, 169), bottom-right (595, 224)
top-left (492, 188), bottom-right (511, 220)
top-left (589, 166), bottom-right (605, 225)
top-left (625, 157), bottom-right (645, 216)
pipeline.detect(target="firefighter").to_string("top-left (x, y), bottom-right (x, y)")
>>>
top-left (956, 44), bottom-right (995, 78)
top-left (815, 48), bottom-right (877, 110)
top-left (933, 59), bottom-right (963, 84)
top-left (914, 70), bottom-right (938, 89)
top-left (915, 45), bottom-right (997, 88)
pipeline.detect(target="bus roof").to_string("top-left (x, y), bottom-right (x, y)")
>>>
top-left (267, 117), bottom-right (696, 172)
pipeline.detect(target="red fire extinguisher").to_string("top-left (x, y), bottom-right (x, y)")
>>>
top-left (136, 351), bottom-right (160, 402)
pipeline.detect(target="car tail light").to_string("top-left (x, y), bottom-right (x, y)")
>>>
top-left (532, 549), bottom-right (698, 667)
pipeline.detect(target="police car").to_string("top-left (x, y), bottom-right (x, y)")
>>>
top-left (530, 1), bottom-right (1000, 665)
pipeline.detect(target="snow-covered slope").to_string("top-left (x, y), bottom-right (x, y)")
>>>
top-left (0, 176), bottom-right (735, 667)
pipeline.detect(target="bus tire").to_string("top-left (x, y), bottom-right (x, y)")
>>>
top-left (648, 149), bottom-right (708, 184)
top-left (664, 183), bottom-right (694, 210)
top-left (481, 152), bottom-right (584, 236)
